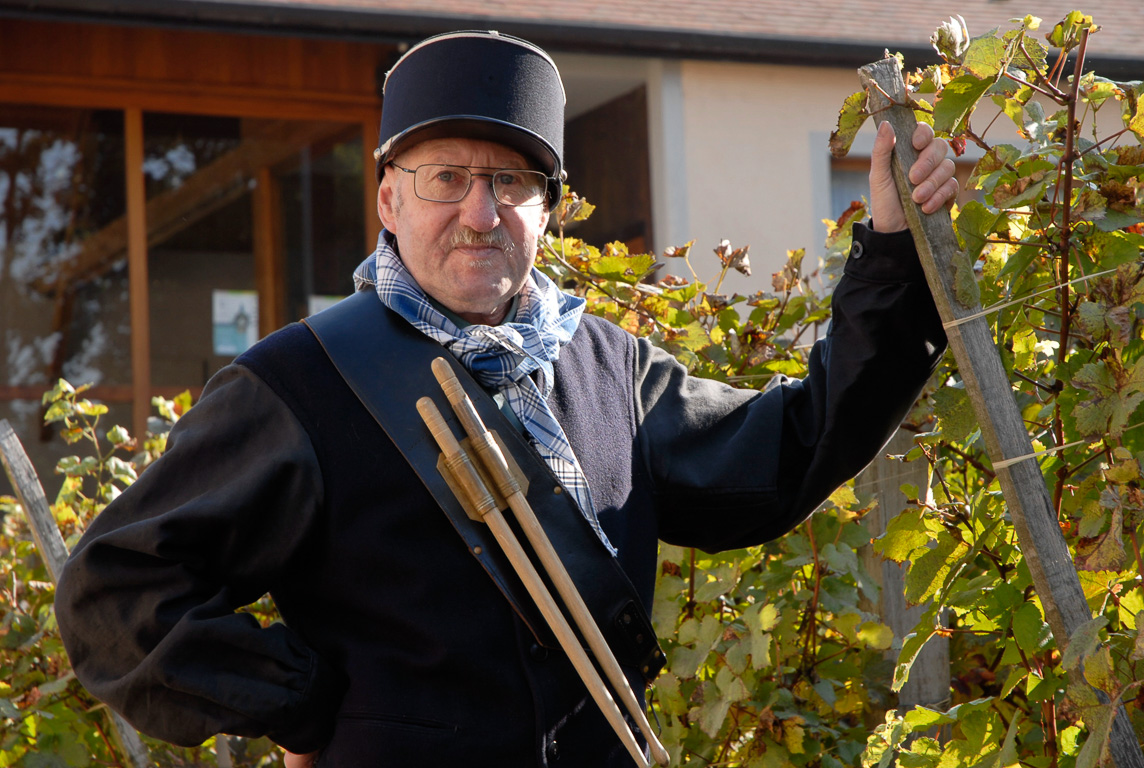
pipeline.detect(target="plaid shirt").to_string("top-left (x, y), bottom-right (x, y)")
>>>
top-left (353, 232), bottom-right (615, 554)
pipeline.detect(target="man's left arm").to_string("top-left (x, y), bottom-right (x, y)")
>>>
top-left (638, 123), bottom-right (955, 550)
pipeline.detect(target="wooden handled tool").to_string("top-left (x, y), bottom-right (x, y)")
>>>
top-left (415, 395), bottom-right (654, 768)
top-left (429, 357), bottom-right (670, 766)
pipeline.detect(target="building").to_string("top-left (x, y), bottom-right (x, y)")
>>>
top-left (1, 0), bottom-right (1141, 492)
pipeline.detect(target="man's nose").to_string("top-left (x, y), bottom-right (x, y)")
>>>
top-left (457, 176), bottom-right (501, 232)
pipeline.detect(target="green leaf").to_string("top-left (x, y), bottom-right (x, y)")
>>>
top-left (1061, 616), bottom-right (1108, 672)
top-left (893, 607), bottom-right (940, 691)
top-left (42, 400), bottom-right (74, 424)
top-left (951, 248), bottom-right (981, 309)
top-left (1076, 501), bottom-right (1126, 572)
top-left (1082, 644), bottom-right (1117, 693)
top-left (725, 635), bottom-right (751, 675)
top-left (1007, 29), bottom-right (1048, 74)
top-left (905, 538), bottom-right (968, 605)
top-left (821, 542), bottom-right (859, 577)
top-left (903, 706), bottom-right (958, 730)
top-left (858, 622), bottom-right (894, 650)
top-left (106, 425), bottom-right (131, 446)
top-left (1011, 601), bottom-right (1051, 653)
top-left (953, 200), bottom-right (1006, 262)
top-left (997, 710), bottom-right (1022, 767)
top-left (653, 671), bottom-right (686, 716)
top-left (898, 737), bottom-right (941, 768)
top-left (933, 385), bottom-right (976, 443)
top-left (875, 508), bottom-right (930, 563)
top-left (1071, 360), bottom-right (1144, 439)
top-left (41, 378), bottom-right (75, 406)
top-left (1047, 11), bottom-right (1099, 52)
top-left (693, 562), bottom-right (737, 602)
top-left (671, 614), bottom-right (723, 678)
top-left (0, 698), bottom-right (19, 718)
top-left (1133, 612), bottom-right (1144, 660)
top-left (830, 90), bottom-right (869, 159)
top-left (968, 144), bottom-right (1020, 190)
top-left (35, 675), bottom-right (72, 697)
top-left (1000, 666), bottom-right (1029, 698)
top-left (1081, 75), bottom-right (1122, 108)
top-left (698, 692), bottom-right (731, 738)
top-left (933, 74), bottom-right (994, 135)
top-left (962, 35), bottom-right (1008, 79)
top-left (828, 484), bottom-right (859, 509)
top-left (1127, 94), bottom-right (1144, 143)
top-left (715, 664), bottom-right (751, 703)
top-left (1074, 694), bottom-right (1116, 768)
top-left (784, 722), bottom-right (806, 754)
top-left (1011, 325), bottom-right (1038, 372)
top-left (73, 401), bottom-right (108, 417)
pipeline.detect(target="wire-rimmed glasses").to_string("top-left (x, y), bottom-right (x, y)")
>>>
top-left (391, 163), bottom-right (550, 207)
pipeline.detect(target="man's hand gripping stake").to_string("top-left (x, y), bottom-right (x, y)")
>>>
top-left (858, 56), bottom-right (1144, 768)
top-left (417, 357), bottom-right (670, 768)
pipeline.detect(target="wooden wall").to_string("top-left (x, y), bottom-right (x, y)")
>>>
top-left (0, 16), bottom-right (387, 439)
top-left (0, 17), bottom-right (388, 121)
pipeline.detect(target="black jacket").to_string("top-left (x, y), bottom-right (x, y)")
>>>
top-left (55, 224), bottom-right (945, 766)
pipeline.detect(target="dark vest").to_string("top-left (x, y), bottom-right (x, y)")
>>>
top-left (237, 313), bottom-right (658, 767)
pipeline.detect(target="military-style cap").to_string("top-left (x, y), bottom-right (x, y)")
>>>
top-left (375, 30), bottom-right (566, 203)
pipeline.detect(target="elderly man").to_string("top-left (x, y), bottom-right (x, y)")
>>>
top-left (56, 30), bottom-right (956, 768)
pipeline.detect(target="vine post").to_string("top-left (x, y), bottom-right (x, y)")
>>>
top-left (857, 55), bottom-right (1144, 768)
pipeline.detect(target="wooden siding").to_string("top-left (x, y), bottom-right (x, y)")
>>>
top-left (0, 17), bottom-right (386, 440)
top-left (0, 17), bottom-right (387, 121)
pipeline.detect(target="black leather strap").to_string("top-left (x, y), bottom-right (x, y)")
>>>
top-left (303, 289), bottom-right (665, 684)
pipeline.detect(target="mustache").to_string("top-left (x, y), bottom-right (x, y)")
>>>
top-left (449, 226), bottom-right (514, 254)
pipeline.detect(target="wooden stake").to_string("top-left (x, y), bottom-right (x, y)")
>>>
top-left (857, 57), bottom-right (1144, 768)
top-left (414, 399), bottom-right (651, 768)
top-left (0, 419), bottom-right (153, 768)
top-left (429, 358), bottom-right (671, 766)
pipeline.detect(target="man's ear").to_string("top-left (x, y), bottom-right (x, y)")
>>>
top-left (377, 173), bottom-right (397, 231)
top-left (535, 204), bottom-right (551, 237)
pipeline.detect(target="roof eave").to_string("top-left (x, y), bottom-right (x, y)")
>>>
top-left (1, 0), bottom-right (1141, 77)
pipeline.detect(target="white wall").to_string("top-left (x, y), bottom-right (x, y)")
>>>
top-left (556, 53), bottom-right (870, 295)
top-left (673, 60), bottom-right (868, 294)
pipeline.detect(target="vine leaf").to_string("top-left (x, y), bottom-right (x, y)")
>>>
top-left (1011, 601), bottom-right (1051, 653)
top-left (951, 248), bottom-right (981, 309)
top-left (954, 199), bottom-right (1007, 262)
top-left (1074, 697), bottom-right (1116, 768)
top-left (933, 385), bottom-right (976, 442)
top-left (875, 507), bottom-right (930, 563)
top-left (1071, 360), bottom-right (1144, 439)
top-left (933, 74), bottom-right (993, 135)
top-left (1061, 615), bottom-right (1109, 672)
top-left (1076, 497), bottom-right (1126, 572)
top-left (1046, 11), bottom-right (1100, 52)
top-left (961, 35), bottom-right (1007, 79)
top-left (904, 538), bottom-right (967, 605)
top-left (829, 90), bottom-right (869, 159)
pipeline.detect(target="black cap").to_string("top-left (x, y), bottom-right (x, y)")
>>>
top-left (375, 30), bottom-right (565, 203)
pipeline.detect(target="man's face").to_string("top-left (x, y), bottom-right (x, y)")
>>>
top-left (377, 137), bottom-right (550, 325)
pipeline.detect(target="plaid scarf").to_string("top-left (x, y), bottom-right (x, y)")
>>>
top-left (353, 232), bottom-right (614, 553)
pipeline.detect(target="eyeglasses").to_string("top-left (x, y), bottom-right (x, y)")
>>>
top-left (390, 163), bottom-right (550, 207)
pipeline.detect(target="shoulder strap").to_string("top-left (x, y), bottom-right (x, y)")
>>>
top-left (303, 289), bottom-right (664, 684)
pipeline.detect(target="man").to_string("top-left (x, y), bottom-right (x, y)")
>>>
top-left (56, 30), bottom-right (956, 768)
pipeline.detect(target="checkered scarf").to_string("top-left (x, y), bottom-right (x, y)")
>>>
top-left (353, 232), bottom-right (614, 553)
